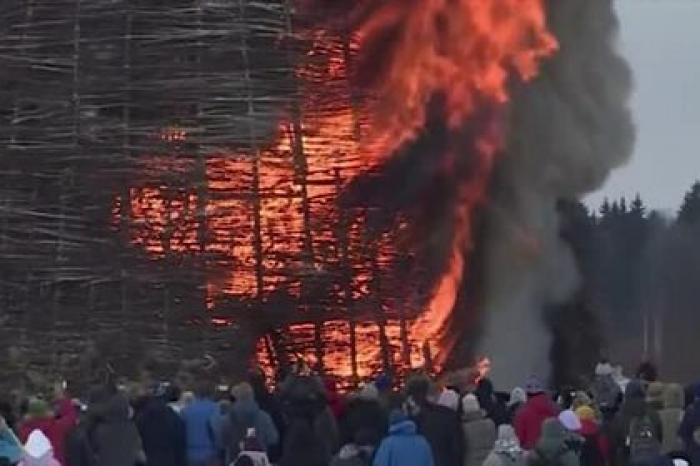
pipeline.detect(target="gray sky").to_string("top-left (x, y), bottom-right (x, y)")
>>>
top-left (586, 0), bottom-right (700, 213)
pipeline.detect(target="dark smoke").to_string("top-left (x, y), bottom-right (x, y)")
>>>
top-left (478, 0), bottom-right (635, 389)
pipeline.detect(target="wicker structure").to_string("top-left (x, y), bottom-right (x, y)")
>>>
top-left (0, 0), bottom-right (440, 389)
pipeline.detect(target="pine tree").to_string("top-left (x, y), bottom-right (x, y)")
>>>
top-left (630, 193), bottom-right (646, 219)
top-left (678, 181), bottom-right (700, 227)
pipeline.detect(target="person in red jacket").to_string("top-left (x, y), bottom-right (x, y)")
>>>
top-left (19, 393), bottom-right (77, 465)
top-left (513, 376), bottom-right (559, 450)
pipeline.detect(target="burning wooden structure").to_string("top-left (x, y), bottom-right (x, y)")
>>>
top-left (0, 0), bottom-right (454, 387)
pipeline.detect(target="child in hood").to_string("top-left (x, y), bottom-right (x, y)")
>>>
top-left (19, 430), bottom-right (59, 466)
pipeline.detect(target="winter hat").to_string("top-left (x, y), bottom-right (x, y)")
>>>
top-left (595, 362), bottom-right (614, 376)
top-left (558, 409), bottom-right (582, 432)
top-left (461, 394), bottom-right (481, 414)
top-left (24, 429), bottom-right (53, 459)
top-left (508, 387), bottom-right (527, 406)
top-left (231, 382), bottom-right (255, 402)
top-left (389, 409), bottom-right (408, 425)
top-left (575, 405), bottom-right (596, 422)
top-left (27, 398), bottom-right (50, 419)
top-left (437, 389), bottom-right (460, 412)
top-left (357, 383), bottom-right (379, 401)
top-left (525, 376), bottom-right (544, 395)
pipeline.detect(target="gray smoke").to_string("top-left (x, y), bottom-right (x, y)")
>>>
top-left (478, 0), bottom-right (635, 390)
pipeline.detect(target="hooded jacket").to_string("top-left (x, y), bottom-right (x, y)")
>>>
top-left (222, 399), bottom-right (279, 460)
top-left (658, 384), bottom-right (684, 454)
top-left (339, 396), bottom-right (388, 448)
top-left (372, 419), bottom-right (434, 466)
top-left (679, 389), bottom-right (700, 466)
top-left (92, 394), bottom-right (143, 466)
top-left (461, 408), bottom-right (495, 466)
top-left (531, 419), bottom-right (580, 466)
top-left (0, 425), bottom-right (23, 465)
top-left (18, 430), bottom-right (60, 466)
top-left (482, 425), bottom-right (526, 466)
top-left (181, 397), bottom-right (220, 464)
top-left (513, 394), bottom-right (559, 450)
top-left (135, 396), bottom-right (186, 466)
top-left (19, 398), bottom-right (77, 465)
top-left (611, 380), bottom-right (663, 466)
top-left (412, 401), bottom-right (463, 466)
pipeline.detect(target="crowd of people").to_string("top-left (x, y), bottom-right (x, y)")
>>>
top-left (0, 360), bottom-right (699, 466)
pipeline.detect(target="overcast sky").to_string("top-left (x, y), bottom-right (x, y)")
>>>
top-left (585, 0), bottom-right (700, 213)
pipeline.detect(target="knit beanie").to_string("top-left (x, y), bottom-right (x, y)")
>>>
top-left (575, 405), bottom-right (596, 422)
top-left (461, 394), bottom-right (481, 414)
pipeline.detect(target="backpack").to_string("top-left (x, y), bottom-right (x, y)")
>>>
top-left (628, 415), bottom-right (660, 464)
top-left (528, 446), bottom-right (567, 466)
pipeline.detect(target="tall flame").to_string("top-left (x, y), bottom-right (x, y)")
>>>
top-left (329, 0), bottom-right (558, 367)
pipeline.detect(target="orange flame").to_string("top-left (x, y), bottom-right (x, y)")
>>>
top-left (118, 0), bottom-right (557, 382)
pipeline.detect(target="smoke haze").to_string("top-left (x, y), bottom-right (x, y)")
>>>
top-left (478, 0), bottom-right (635, 389)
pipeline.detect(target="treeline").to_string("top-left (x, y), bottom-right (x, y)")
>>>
top-left (560, 181), bottom-right (700, 383)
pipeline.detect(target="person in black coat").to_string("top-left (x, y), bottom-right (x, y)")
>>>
top-left (475, 379), bottom-right (507, 426)
top-left (405, 375), bottom-right (464, 466)
top-left (135, 390), bottom-right (186, 466)
top-left (339, 385), bottom-right (388, 449)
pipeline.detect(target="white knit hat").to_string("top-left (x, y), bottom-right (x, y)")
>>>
top-left (461, 394), bottom-right (481, 414)
top-left (437, 389), bottom-right (460, 411)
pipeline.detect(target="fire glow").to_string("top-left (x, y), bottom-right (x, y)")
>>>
top-left (116, 0), bottom-right (557, 381)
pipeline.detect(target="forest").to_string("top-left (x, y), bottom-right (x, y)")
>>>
top-left (557, 181), bottom-right (700, 384)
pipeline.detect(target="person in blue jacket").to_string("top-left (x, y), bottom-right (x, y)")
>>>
top-left (372, 410), bottom-right (434, 466)
top-left (181, 381), bottom-right (221, 466)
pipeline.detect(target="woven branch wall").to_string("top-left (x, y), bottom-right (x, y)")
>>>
top-left (0, 0), bottom-right (435, 390)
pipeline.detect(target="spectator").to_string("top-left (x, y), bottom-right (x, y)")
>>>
top-left (461, 394), bottom-right (496, 466)
top-left (476, 379), bottom-right (507, 426)
top-left (507, 389), bottom-right (527, 425)
top-left (372, 410), bottom-right (434, 466)
top-left (647, 384), bottom-right (666, 412)
top-left (483, 425), bottom-right (527, 466)
top-left (437, 390), bottom-right (460, 413)
top-left (658, 384), bottom-right (684, 455)
top-left (135, 385), bottom-right (187, 466)
top-left (611, 380), bottom-right (663, 466)
top-left (91, 392), bottom-right (145, 466)
top-left (592, 362), bottom-right (622, 418)
top-left (19, 396), bottom-right (77, 466)
top-left (19, 430), bottom-right (60, 466)
top-left (181, 381), bottom-right (221, 466)
top-left (514, 377), bottom-right (559, 450)
top-left (678, 383), bottom-right (700, 465)
top-left (405, 375), bottom-right (464, 466)
top-left (528, 418), bottom-right (580, 466)
top-left (221, 383), bottom-right (278, 463)
top-left (575, 406), bottom-right (608, 466)
top-left (248, 369), bottom-right (285, 463)
top-left (339, 384), bottom-right (388, 449)
top-left (0, 415), bottom-right (22, 466)
top-left (279, 418), bottom-right (328, 466)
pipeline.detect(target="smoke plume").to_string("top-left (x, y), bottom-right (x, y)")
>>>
top-left (478, 0), bottom-right (635, 389)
